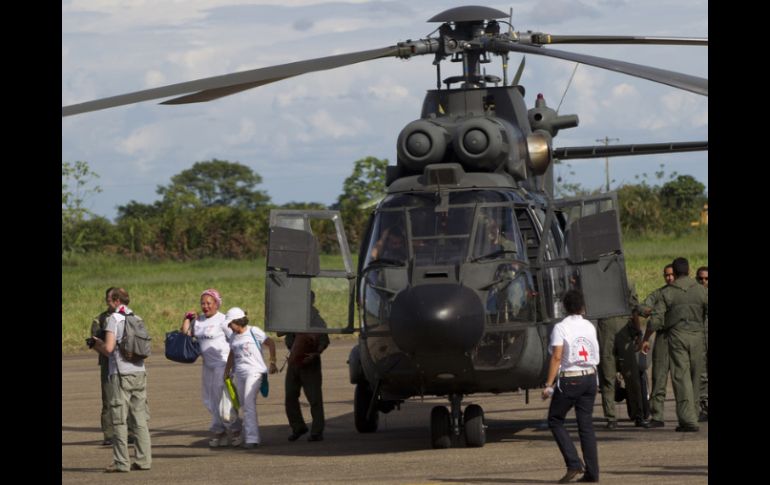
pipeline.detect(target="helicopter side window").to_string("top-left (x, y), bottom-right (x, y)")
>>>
top-left (364, 211), bottom-right (407, 267)
top-left (471, 206), bottom-right (525, 262)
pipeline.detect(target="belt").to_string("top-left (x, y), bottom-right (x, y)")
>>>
top-left (559, 369), bottom-right (595, 377)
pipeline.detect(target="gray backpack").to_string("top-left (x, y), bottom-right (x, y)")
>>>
top-left (119, 311), bottom-right (152, 363)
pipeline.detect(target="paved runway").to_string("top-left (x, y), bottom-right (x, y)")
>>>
top-left (62, 339), bottom-right (707, 484)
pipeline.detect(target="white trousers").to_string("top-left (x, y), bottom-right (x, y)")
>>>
top-left (202, 364), bottom-right (241, 434)
top-left (234, 372), bottom-right (262, 444)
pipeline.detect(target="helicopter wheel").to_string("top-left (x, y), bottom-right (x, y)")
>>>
top-left (354, 382), bottom-right (379, 433)
top-left (463, 404), bottom-right (486, 447)
top-left (430, 406), bottom-right (451, 449)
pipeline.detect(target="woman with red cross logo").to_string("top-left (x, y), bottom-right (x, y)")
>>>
top-left (541, 290), bottom-right (601, 483)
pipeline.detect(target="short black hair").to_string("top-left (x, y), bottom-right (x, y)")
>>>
top-left (563, 289), bottom-right (585, 315)
top-left (672, 257), bottom-right (689, 277)
top-left (229, 316), bottom-right (249, 328)
top-left (696, 266), bottom-right (708, 274)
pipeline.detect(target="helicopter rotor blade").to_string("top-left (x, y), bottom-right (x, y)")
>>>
top-left (511, 56), bottom-right (526, 86)
top-left (62, 44), bottom-right (432, 116)
top-left (553, 141), bottom-right (708, 160)
top-left (486, 39), bottom-right (707, 96)
top-left (517, 34), bottom-right (707, 46)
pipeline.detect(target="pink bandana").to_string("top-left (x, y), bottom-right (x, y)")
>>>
top-left (200, 288), bottom-right (222, 308)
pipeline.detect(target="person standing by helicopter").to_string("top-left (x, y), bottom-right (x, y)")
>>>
top-left (180, 288), bottom-right (242, 447)
top-left (649, 257), bottom-right (707, 432)
top-left (542, 289), bottom-right (600, 484)
top-left (695, 266), bottom-right (708, 422)
top-left (596, 283), bottom-right (648, 429)
top-left (639, 264), bottom-right (675, 427)
top-left (281, 291), bottom-right (330, 442)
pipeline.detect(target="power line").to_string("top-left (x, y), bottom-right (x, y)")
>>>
top-left (595, 136), bottom-right (620, 192)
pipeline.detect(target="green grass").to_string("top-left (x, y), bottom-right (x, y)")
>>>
top-left (63, 232), bottom-right (706, 354)
top-left (623, 230), bottom-right (708, 300)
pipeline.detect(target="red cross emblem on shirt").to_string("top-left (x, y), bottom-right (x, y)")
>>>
top-left (578, 346), bottom-right (589, 361)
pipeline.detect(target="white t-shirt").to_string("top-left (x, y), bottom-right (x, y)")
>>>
top-left (229, 326), bottom-right (268, 377)
top-left (106, 305), bottom-right (146, 376)
top-left (549, 314), bottom-right (600, 372)
top-left (193, 312), bottom-right (232, 368)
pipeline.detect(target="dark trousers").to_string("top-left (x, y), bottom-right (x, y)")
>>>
top-left (100, 362), bottom-right (113, 440)
top-left (548, 374), bottom-right (599, 481)
top-left (285, 359), bottom-right (325, 435)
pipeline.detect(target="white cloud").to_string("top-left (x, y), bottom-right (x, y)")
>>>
top-left (63, 0), bottom-right (708, 219)
top-left (308, 110), bottom-right (367, 139)
top-left (144, 70), bottom-right (167, 87)
top-left (224, 118), bottom-right (258, 145)
top-left (367, 83), bottom-right (409, 101)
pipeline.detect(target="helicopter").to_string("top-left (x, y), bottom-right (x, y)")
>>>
top-left (62, 5), bottom-right (707, 448)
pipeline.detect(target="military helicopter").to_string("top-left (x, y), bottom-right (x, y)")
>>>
top-left (62, 5), bottom-right (707, 448)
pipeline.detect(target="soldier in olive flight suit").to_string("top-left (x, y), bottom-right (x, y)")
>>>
top-left (695, 266), bottom-right (708, 421)
top-left (639, 264), bottom-right (675, 427)
top-left (650, 257), bottom-right (708, 432)
top-left (597, 282), bottom-right (649, 428)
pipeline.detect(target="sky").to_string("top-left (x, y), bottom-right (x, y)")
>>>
top-left (62, 0), bottom-right (708, 221)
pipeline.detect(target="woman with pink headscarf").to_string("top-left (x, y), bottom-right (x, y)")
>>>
top-left (181, 288), bottom-right (242, 447)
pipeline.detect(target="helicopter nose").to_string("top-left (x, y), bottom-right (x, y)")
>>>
top-left (388, 284), bottom-right (485, 353)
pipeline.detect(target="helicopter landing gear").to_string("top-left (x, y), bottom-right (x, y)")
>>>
top-left (354, 381), bottom-right (379, 433)
top-left (430, 406), bottom-right (451, 449)
top-left (430, 394), bottom-right (486, 448)
top-left (463, 404), bottom-right (486, 447)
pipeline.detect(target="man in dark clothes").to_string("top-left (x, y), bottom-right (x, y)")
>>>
top-left (283, 291), bottom-right (330, 442)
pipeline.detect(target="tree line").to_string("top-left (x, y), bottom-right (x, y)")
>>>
top-left (62, 158), bottom-right (706, 259)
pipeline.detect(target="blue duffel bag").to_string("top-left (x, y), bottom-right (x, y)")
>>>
top-left (164, 330), bottom-right (201, 363)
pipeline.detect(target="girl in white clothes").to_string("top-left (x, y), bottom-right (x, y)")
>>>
top-left (181, 288), bottom-right (242, 447)
top-left (223, 307), bottom-right (278, 449)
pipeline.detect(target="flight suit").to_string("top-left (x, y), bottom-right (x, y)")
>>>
top-left (700, 312), bottom-right (708, 419)
top-left (597, 285), bottom-right (644, 424)
top-left (91, 310), bottom-right (114, 442)
top-left (642, 287), bottom-right (670, 422)
top-left (651, 277), bottom-right (708, 429)
top-left (284, 306), bottom-right (330, 438)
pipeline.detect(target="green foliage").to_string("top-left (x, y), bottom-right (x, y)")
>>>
top-left (659, 175), bottom-right (707, 230)
top-left (62, 161), bottom-right (103, 254)
top-left (61, 233), bottom-right (705, 354)
top-left (616, 183), bottom-right (664, 235)
top-left (335, 156), bottom-right (388, 249)
top-left (156, 159), bottom-right (270, 209)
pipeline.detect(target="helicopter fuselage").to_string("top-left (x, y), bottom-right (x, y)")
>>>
top-left (353, 179), bottom-right (561, 402)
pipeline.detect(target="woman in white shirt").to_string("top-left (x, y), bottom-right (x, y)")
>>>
top-left (181, 288), bottom-right (241, 447)
top-left (223, 307), bottom-right (278, 449)
top-left (541, 290), bottom-right (600, 483)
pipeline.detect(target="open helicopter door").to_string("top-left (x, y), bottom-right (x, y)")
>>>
top-left (265, 210), bottom-right (356, 334)
top-left (552, 193), bottom-right (630, 319)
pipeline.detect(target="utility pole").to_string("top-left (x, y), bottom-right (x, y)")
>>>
top-left (596, 136), bottom-right (620, 192)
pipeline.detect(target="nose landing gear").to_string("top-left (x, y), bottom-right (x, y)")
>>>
top-left (430, 393), bottom-right (486, 448)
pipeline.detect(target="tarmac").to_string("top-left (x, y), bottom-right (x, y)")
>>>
top-left (62, 339), bottom-right (707, 484)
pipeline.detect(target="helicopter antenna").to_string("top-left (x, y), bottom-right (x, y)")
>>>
top-left (556, 63), bottom-right (579, 113)
top-left (501, 7), bottom-right (514, 85)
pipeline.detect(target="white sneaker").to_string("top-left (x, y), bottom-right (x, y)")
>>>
top-left (230, 433), bottom-right (243, 447)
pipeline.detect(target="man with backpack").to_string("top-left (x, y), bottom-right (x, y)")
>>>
top-left (91, 287), bottom-right (152, 472)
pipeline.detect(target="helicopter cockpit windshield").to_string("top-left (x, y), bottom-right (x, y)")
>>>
top-left (364, 190), bottom-right (528, 269)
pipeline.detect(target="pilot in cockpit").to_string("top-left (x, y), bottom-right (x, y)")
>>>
top-left (371, 225), bottom-right (407, 262)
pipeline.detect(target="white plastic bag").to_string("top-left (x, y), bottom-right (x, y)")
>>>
top-left (219, 385), bottom-right (238, 424)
